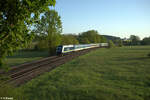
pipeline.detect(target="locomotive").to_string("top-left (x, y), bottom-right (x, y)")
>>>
top-left (56, 43), bottom-right (108, 55)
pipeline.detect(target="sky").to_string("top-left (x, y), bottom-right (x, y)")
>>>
top-left (54, 0), bottom-right (150, 39)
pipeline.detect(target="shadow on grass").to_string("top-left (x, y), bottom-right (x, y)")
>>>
top-left (114, 57), bottom-right (149, 61)
top-left (127, 47), bottom-right (150, 51)
top-left (7, 50), bottom-right (49, 59)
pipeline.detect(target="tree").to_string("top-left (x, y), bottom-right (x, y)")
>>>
top-left (35, 10), bottom-right (62, 55)
top-left (61, 34), bottom-right (79, 45)
top-left (108, 40), bottom-right (115, 48)
top-left (130, 35), bottom-right (141, 45)
top-left (0, 0), bottom-right (56, 68)
top-left (36, 40), bottom-right (49, 51)
top-left (114, 39), bottom-right (123, 47)
top-left (142, 37), bottom-right (150, 58)
top-left (118, 40), bottom-right (123, 47)
top-left (141, 37), bottom-right (150, 45)
top-left (79, 37), bottom-right (90, 44)
top-left (78, 30), bottom-right (101, 43)
top-left (122, 38), bottom-right (132, 46)
top-left (100, 36), bottom-right (107, 43)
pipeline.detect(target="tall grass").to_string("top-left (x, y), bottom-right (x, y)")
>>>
top-left (5, 50), bottom-right (49, 67)
top-left (18, 46), bottom-right (150, 100)
top-left (1, 46), bottom-right (150, 100)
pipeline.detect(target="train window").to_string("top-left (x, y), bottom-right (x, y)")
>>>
top-left (64, 48), bottom-right (68, 51)
top-left (70, 47), bottom-right (74, 50)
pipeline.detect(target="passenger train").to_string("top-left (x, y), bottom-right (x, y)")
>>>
top-left (56, 43), bottom-right (108, 55)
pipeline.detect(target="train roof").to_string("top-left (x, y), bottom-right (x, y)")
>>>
top-left (58, 43), bottom-right (108, 47)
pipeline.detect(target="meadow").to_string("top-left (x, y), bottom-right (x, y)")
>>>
top-left (5, 50), bottom-right (49, 67)
top-left (1, 46), bottom-right (150, 100)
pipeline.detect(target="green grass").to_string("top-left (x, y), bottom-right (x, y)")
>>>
top-left (2, 46), bottom-right (150, 100)
top-left (5, 50), bottom-right (49, 67)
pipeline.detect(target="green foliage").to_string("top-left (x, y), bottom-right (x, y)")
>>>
top-left (122, 39), bottom-right (132, 46)
top-left (141, 37), bottom-right (150, 45)
top-left (108, 40), bottom-right (115, 48)
top-left (118, 42), bottom-right (123, 47)
top-left (78, 30), bottom-right (101, 44)
top-left (36, 40), bottom-right (49, 51)
top-left (23, 42), bottom-right (38, 50)
top-left (122, 35), bottom-right (141, 46)
top-left (19, 46), bottom-right (150, 100)
top-left (79, 37), bottom-right (90, 44)
top-left (103, 35), bottom-right (121, 42)
top-left (47, 32), bottom-right (62, 55)
top-left (130, 35), bottom-right (141, 45)
top-left (0, 0), bottom-right (56, 69)
top-left (61, 34), bottom-right (79, 45)
top-left (100, 36), bottom-right (107, 42)
top-left (114, 40), bottom-right (123, 47)
top-left (35, 10), bottom-right (62, 55)
top-left (78, 30), bottom-right (107, 44)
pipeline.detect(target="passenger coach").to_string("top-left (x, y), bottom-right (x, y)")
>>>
top-left (56, 43), bottom-right (108, 55)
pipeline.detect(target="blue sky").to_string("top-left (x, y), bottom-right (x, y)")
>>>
top-left (54, 0), bottom-right (150, 39)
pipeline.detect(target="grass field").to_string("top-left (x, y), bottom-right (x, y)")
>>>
top-left (5, 50), bottom-right (49, 67)
top-left (2, 46), bottom-right (150, 100)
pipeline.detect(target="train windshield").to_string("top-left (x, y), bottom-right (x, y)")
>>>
top-left (56, 46), bottom-right (62, 51)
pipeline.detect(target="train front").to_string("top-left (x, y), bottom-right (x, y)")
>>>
top-left (56, 45), bottom-right (63, 55)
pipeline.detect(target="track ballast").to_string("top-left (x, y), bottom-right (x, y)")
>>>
top-left (0, 47), bottom-right (99, 86)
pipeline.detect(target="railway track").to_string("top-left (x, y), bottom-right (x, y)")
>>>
top-left (0, 47), bottom-right (98, 86)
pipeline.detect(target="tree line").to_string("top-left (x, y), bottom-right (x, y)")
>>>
top-left (30, 29), bottom-right (108, 55)
top-left (122, 35), bottom-right (150, 46)
top-left (103, 35), bottom-right (150, 47)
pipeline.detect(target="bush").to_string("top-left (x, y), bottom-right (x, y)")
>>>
top-left (108, 40), bottom-right (115, 48)
top-left (35, 40), bottom-right (49, 51)
top-left (118, 40), bottom-right (123, 47)
top-left (118, 43), bottom-right (123, 47)
top-left (25, 42), bottom-right (36, 50)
